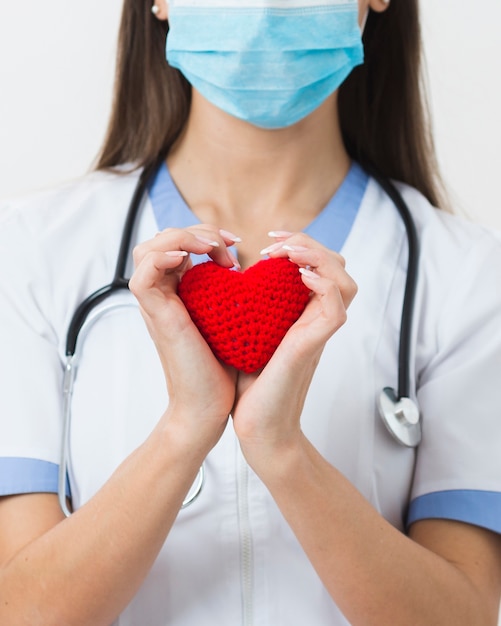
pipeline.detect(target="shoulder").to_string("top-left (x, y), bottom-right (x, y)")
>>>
top-left (363, 176), bottom-right (501, 305)
top-left (0, 168), bottom-right (145, 340)
top-left (0, 167), bottom-right (141, 245)
top-left (366, 177), bottom-right (501, 371)
top-left (388, 182), bottom-right (501, 302)
top-left (383, 187), bottom-right (501, 524)
top-left (394, 182), bottom-right (501, 263)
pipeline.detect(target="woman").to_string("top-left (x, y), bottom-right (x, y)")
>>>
top-left (0, 0), bottom-right (500, 624)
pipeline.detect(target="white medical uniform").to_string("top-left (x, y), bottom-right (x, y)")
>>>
top-left (1, 165), bottom-right (500, 626)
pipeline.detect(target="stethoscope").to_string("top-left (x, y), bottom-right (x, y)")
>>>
top-left (58, 155), bottom-right (421, 517)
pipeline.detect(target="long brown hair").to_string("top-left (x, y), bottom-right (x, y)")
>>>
top-left (96, 0), bottom-right (447, 209)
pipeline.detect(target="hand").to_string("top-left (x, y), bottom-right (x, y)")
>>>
top-left (231, 233), bottom-right (357, 473)
top-left (129, 225), bottom-right (240, 449)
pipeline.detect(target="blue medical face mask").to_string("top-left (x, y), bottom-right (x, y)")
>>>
top-left (166, 0), bottom-right (364, 129)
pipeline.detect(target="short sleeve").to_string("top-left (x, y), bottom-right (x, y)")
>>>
top-left (0, 207), bottom-right (65, 495)
top-left (409, 233), bottom-right (501, 533)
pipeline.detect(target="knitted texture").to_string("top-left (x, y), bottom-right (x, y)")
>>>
top-left (178, 257), bottom-right (311, 373)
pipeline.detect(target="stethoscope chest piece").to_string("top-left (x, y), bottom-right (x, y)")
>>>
top-left (378, 387), bottom-right (421, 448)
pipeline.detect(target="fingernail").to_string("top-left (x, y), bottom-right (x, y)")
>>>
top-left (195, 235), bottom-right (220, 247)
top-left (219, 229), bottom-right (242, 243)
top-left (282, 245), bottom-right (308, 252)
top-left (299, 267), bottom-right (319, 280)
top-left (165, 251), bottom-right (189, 257)
top-left (227, 249), bottom-right (241, 270)
top-left (268, 230), bottom-right (293, 238)
top-left (260, 241), bottom-right (284, 255)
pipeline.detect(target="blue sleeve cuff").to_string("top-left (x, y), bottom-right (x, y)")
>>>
top-left (0, 457), bottom-right (71, 498)
top-left (407, 490), bottom-right (501, 534)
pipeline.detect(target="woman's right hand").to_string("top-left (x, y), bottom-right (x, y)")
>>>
top-left (129, 225), bottom-right (239, 450)
top-left (0, 225), bottom-right (242, 626)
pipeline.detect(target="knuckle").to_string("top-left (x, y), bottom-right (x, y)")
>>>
top-left (128, 272), bottom-right (139, 295)
top-left (195, 223), bottom-right (218, 232)
top-left (346, 275), bottom-right (358, 298)
top-left (306, 249), bottom-right (323, 267)
top-left (132, 244), bottom-right (144, 267)
top-left (290, 232), bottom-right (308, 242)
top-left (338, 309), bottom-right (348, 327)
top-left (335, 253), bottom-right (346, 268)
top-left (288, 232), bottom-right (312, 247)
top-left (161, 227), bottom-right (177, 236)
top-left (155, 227), bottom-right (185, 247)
top-left (338, 276), bottom-right (358, 308)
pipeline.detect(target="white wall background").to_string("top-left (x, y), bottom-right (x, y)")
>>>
top-left (420, 1), bottom-right (501, 229)
top-left (0, 1), bottom-right (500, 229)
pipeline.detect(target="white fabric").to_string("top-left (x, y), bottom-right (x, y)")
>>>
top-left (1, 169), bottom-right (501, 625)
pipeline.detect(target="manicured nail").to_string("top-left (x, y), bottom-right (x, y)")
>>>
top-left (268, 230), bottom-right (293, 238)
top-left (165, 250), bottom-right (189, 257)
top-left (227, 249), bottom-right (241, 270)
top-left (260, 241), bottom-right (285, 255)
top-left (282, 245), bottom-right (308, 252)
top-left (219, 229), bottom-right (242, 243)
top-left (299, 267), bottom-right (319, 280)
top-left (195, 235), bottom-right (220, 247)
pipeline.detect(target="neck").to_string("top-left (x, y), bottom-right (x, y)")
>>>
top-left (167, 90), bottom-right (351, 265)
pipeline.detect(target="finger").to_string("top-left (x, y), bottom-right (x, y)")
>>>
top-left (133, 229), bottom-right (206, 268)
top-left (299, 258), bottom-right (356, 309)
top-left (218, 228), bottom-right (242, 245)
top-left (264, 270), bottom-right (348, 366)
top-left (284, 238), bottom-right (347, 269)
top-left (262, 232), bottom-right (347, 268)
top-left (264, 244), bottom-right (357, 308)
top-left (129, 250), bottom-right (189, 301)
top-left (133, 226), bottom-right (239, 269)
top-left (297, 270), bottom-right (349, 337)
top-left (267, 230), bottom-right (294, 241)
top-left (185, 225), bottom-right (241, 268)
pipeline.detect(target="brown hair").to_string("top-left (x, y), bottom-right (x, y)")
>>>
top-left (96, 2), bottom-right (189, 170)
top-left (96, 0), bottom-right (447, 209)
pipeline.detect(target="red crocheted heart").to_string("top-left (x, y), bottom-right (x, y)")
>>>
top-left (178, 257), bottom-right (310, 373)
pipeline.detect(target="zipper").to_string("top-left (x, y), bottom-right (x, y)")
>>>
top-left (237, 450), bottom-right (254, 626)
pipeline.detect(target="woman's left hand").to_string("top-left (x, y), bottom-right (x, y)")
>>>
top-left (231, 233), bottom-right (358, 474)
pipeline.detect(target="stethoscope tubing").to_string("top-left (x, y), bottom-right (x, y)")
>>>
top-left (366, 169), bottom-right (419, 401)
top-left (59, 157), bottom-right (421, 517)
top-left (66, 159), bottom-right (419, 404)
top-left (59, 298), bottom-right (205, 516)
top-left (65, 155), bottom-right (165, 357)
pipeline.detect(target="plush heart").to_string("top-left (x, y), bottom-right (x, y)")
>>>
top-left (177, 257), bottom-right (310, 373)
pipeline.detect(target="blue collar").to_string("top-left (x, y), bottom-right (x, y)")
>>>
top-left (148, 161), bottom-right (368, 259)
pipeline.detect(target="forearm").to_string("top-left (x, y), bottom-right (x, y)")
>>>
top-left (0, 415), bottom-right (211, 626)
top-left (254, 435), bottom-right (493, 626)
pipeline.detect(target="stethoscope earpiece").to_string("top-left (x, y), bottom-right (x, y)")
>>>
top-left (378, 387), bottom-right (421, 448)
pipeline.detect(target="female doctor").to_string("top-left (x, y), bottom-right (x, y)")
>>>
top-left (0, 0), bottom-right (501, 624)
